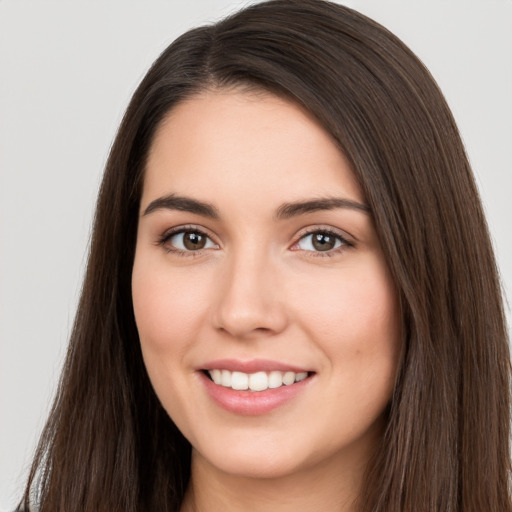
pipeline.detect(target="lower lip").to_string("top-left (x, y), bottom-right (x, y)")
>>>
top-left (199, 372), bottom-right (313, 415)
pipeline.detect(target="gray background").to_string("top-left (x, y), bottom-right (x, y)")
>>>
top-left (1, 1), bottom-right (511, 509)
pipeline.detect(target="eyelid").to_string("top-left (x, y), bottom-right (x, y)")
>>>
top-left (290, 225), bottom-right (354, 254)
top-left (156, 223), bottom-right (353, 256)
top-left (294, 224), bottom-right (354, 241)
top-left (157, 224), bottom-right (220, 253)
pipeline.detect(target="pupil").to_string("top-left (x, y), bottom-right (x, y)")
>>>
top-left (184, 232), bottom-right (205, 250)
top-left (312, 233), bottom-right (335, 251)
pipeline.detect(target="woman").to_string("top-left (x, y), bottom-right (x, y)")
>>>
top-left (19, 1), bottom-right (511, 511)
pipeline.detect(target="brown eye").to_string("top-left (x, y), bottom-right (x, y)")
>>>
top-left (165, 230), bottom-right (218, 252)
top-left (312, 233), bottom-right (336, 251)
top-left (296, 231), bottom-right (345, 253)
top-left (183, 231), bottom-right (207, 250)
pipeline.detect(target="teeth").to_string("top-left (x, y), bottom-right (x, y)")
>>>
top-left (295, 372), bottom-right (307, 382)
top-left (249, 371), bottom-right (268, 391)
top-left (268, 371), bottom-right (283, 388)
top-left (231, 371), bottom-right (249, 390)
top-left (207, 369), bottom-right (309, 392)
top-left (282, 371), bottom-right (295, 386)
top-left (221, 369), bottom-right (231, 387)
top-left (210, 369), bottom-right (222, 385)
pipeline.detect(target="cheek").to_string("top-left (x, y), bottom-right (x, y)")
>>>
top-left (299, 262), bottom-right (397, 339)
top-left (294, 256), bottom-right (400, 385)
top-left (131, 255), bottom-right (209, 361)
top-left (131, 255), bottom-right (213, 425)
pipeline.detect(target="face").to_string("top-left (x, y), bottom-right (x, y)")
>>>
top-left (132, 90), bottom-right (400, 480)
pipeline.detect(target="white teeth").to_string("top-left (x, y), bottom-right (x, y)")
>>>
top-left (211, 369), bottom-right (222, 385)
top-left (207, 369), bottom-right (309, 392)
top-left (221, 369), bottom-right (231, 387)
top-left (268, 371), bottom-right (283, 388)
top-left (282, 371), bottom-right (295, 386)
top-left (249, 371), bottom-right (268, 391)
top-left (231, 371), bottom-right (249, 390)
top-left (295, 372), bottom-right (308, 382)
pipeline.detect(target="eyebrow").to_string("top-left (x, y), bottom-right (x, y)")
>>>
top-left (143, 194), bottom-right (220, 218)
top-left (274, 197), bottom-right (370, 219)
top-left (142, 194), bottom-right (370, 219)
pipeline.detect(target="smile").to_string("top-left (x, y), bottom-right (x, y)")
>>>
top-left (206, 369), bottom-right (309, 392)
top-left (199, 361), bottom-right (315, 415)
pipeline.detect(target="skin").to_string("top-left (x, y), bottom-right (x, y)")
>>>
top-left (132, 89), bottom-right (401, 512)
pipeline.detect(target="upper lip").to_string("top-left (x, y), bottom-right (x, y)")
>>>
top-left (199, 358), bottom-right (312, 374)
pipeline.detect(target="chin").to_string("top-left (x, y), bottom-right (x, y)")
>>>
top-left (192, 435), bottom-right (310, 480)
top-left (205, 453), bottom-right (303, 480)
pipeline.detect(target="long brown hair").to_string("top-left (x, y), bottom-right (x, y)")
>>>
top-left (20, 1), bottom-right (511, 511)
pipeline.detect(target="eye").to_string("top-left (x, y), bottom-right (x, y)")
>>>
top-left (161, 229), bottom-right (218, 252)
top-left (295, 230), bottom-right (349, 253)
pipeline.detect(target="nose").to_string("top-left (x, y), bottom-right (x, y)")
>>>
top-left (212, 249), bottom-right (288, 339)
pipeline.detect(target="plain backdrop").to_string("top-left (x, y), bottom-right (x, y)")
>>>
top-left (1, 1), bottom-right (511, 510)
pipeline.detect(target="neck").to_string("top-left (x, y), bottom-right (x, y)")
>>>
top-left (180, 447), bottom-right (373, 512)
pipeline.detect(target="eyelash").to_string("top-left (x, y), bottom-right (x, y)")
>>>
top-left (157, 225), bottom-right (217, 256)
top-left (157, 225), bottom-right (353, 257)
top-left (292, 227), bottom-right (353, 258)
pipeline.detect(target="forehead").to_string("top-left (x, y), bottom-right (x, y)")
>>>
top-left (142, 89), bottom-right (363, 210)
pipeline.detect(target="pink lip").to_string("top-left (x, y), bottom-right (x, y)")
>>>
top-left (199, 358), bottom-right (311, 373)
top-left (197, 362), bottom-right (315, 416)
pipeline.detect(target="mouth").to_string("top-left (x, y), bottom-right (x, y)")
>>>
top-left (198, 359), bottom-right (315, 414)
top-left (202, 369), bottom-right (312, 392)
